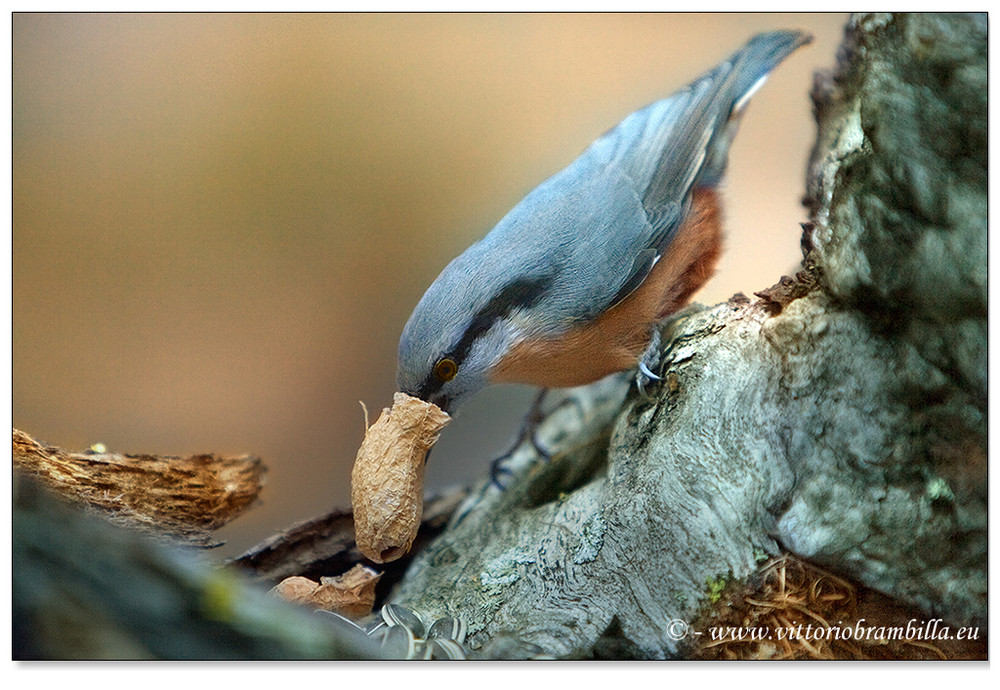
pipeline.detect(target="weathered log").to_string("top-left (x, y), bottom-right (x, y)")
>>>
top-left (386, 13), bottom-right (987, 659)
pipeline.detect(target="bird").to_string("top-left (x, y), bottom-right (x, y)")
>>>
top-left (396, 30), bottom-right (811, 416)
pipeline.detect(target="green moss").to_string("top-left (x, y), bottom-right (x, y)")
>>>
top-left (705, 575), bottom-right (728, 605)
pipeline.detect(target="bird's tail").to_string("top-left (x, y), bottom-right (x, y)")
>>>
top-left (615, 30), bottom-right (811, 215)
top-left (695, 29), bottom-right (813, 187)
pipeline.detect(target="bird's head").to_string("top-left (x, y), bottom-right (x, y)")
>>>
top-left (397, 246), bottom-right (553, 414)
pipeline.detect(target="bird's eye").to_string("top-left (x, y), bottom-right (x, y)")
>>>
top-left (433, 358), bottom-right (458, 383)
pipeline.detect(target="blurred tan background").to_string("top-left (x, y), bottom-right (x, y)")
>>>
top-left (13, 13), bottom-right (847, 556)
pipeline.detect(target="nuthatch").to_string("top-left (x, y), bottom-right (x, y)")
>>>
top-left (397, 30), bottom-right (810, 414)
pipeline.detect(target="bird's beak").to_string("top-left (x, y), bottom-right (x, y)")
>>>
top-left (429, 393), bottom-right (452, 414)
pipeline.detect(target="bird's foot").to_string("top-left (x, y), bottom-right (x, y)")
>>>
top-left (489, 389), bottom-right (553, 490)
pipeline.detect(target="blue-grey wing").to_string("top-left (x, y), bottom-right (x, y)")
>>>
top-left (458, 31), bottom-right (811, 333)
top-left (555, 29), bottom-right (811, 316)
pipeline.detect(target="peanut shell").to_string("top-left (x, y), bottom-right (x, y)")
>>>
top-left (351, 392), bottom-right (450, 563)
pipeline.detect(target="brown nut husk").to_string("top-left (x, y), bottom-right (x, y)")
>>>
top-left (351, 392), bottom-right (450, 563)
top-left (270, 564), bottom-right (382, 619)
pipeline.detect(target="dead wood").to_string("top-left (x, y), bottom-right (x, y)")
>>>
top-left (12, 427), bottom-right (265, 543)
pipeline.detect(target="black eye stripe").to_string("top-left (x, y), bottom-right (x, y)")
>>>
top-left (451, 275), bottom-right (554, 363)
top-left (415, 275), bottom-right (553, 401)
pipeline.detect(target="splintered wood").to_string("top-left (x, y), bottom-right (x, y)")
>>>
top-left (12, 428), bottom-right (265, 543)
top-left (351, 392), bottom-right (450, 563)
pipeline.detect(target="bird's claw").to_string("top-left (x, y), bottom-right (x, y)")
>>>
top-left (489, 459), bottom-right (514, 488)
top-left (636, 329), bottom-right (664, 398)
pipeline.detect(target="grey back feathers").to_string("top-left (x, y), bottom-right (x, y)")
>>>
top-left (592, 29), bottom-right (811, 250)
top-left (397, 30), bottom-right (810, 406)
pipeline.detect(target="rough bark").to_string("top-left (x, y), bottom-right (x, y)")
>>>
top-left (388, 13), bottom-right (987, 659)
